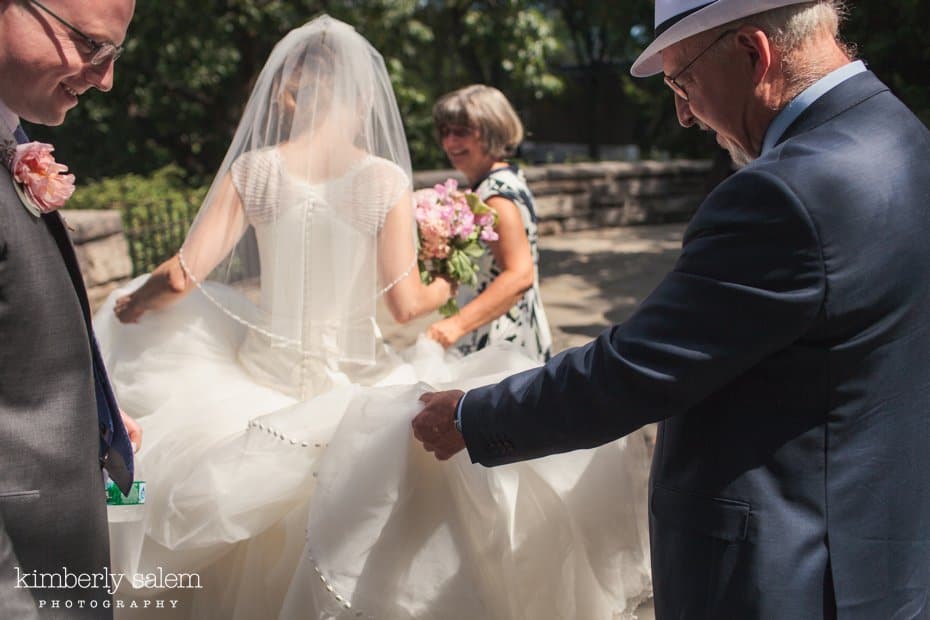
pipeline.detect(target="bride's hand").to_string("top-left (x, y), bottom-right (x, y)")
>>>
top-left (113, 293), bottom-right (145, 324)
top-left (426, 315), bottom-right (466, 349)
top-left (114, 255), bottom-right (189, 324)
top-left (428, 275), bottom-right (457, 301)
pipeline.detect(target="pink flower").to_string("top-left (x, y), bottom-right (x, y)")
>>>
top-left (413, 177), bottom-right (499, 316)
top-left (452, 205), bottom-right (475, 239)
top-left (414, 188), bottom-right (439, 211)
top-left (416, 214), bottom-right (453, 260)
top-left (11, 142), bottom-right (75, 214)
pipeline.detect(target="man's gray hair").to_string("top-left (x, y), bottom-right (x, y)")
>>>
top-left (744, 1), bottom-right (849, 54)
top-left (715, 1), bottom-right (854, 94)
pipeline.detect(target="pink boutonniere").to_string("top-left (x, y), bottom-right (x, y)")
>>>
top-left (1, 140), bottom-right (75, 217)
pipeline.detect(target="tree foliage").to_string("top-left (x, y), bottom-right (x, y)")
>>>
top-left (842, 0), bottom-right (930, 128)
top-left (29, 0), bottom-right (563, 182)
top-left (24, 0), bottom-right (929, 186)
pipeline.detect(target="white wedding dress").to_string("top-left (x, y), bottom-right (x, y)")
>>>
top-left (95, 16), bottom-right (652, 619)
top-left (95, 155), bottom-right (652, 620)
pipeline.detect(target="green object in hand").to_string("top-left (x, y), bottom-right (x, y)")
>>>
top-left (106, 479), bottom-right (146, 505)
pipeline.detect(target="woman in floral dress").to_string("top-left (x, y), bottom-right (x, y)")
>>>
top-left (426, 84), bottom-right (552, 361)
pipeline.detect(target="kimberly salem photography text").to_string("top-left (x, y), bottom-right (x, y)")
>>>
top-left (14, 566), bottom-right (201, 609)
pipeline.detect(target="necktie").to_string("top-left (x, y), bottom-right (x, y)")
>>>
top-left (12, 125), bottom-right (28, 145)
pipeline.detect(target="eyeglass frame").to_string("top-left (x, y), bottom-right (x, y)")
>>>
top-left (437, 124), bottom-right (478, 140)
top-left (663, 29), bottom-right (736, 102)
top-left (28, 0), bottom-right (124, 66)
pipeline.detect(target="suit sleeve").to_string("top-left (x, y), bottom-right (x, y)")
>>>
top-left (0, 514), bottom-right (39, 618)
top-left (461, 169), bottom-right (826, 466)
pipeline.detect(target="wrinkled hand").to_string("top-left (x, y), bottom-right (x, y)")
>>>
top-left (426, 315), bottom-right (466, 349)
top-left (120, 409), bottom-right (143, 453)
top-left (412, 390), bottom-right (466, 460)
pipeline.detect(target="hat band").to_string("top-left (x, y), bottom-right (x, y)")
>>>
top-left (654, 1), bottom-right (717, 37)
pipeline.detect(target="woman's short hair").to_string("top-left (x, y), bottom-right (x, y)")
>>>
top-left (432, 84), bottom-right (524, 159)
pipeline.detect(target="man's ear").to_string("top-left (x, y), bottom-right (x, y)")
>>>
top-left (735, 26), bottom-right (773, 86)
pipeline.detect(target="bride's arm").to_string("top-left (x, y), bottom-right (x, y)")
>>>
top-left (379, 191), bottom-right (453, 324)
top-left (114, 174), bottom-right (248, 323)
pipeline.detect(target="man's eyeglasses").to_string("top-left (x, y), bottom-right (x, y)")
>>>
top-left (663, 29), bottom-right (735, 102)
top-left (29, 0), bottom-right (123, 66)
top-left (438, 125), bottom-right (476, 139)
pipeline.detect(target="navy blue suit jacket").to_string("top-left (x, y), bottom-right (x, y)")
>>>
top-left (461, 72), bottom-right (930, 618)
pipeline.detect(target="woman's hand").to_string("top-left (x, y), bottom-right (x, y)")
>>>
top-left (426, 314), bottom-right (466, 349)
top-left (114, 255), bottom-right (189, 324)
top-left (429, 275), bottom-right (457, 302)
top-left (113, 293), bottom-right (143, 324)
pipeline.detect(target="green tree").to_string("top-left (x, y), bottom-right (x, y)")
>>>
top-left (27, 1), bottom-right (563, 181)
top-left (397, 0), bottom-right (564, 168)
top-left (842, 0), bottom-right (930, 127)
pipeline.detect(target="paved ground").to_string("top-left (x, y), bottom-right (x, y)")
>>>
top-left (381, 223), bottom-right (687, 619)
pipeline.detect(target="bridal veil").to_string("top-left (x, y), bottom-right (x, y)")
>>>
top-left (178, 15), bottom-right (416, 367)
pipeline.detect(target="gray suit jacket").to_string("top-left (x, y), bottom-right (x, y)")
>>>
top-left (0, 170), bottom-right (111, 616)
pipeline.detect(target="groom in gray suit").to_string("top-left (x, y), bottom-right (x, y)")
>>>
top-left (0, 0), bottom-right (137, 617)
top-left (415, 1), bottom-right (930, 617)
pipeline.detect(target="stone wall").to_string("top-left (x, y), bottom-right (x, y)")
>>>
top-left (70, 160), bottom-right (714, 311)
top-left (414, 159), bottom-right (713, 235)
top-left (61, 209), bottom-right (133, 311)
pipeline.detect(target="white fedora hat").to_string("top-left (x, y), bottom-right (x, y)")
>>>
top-left (631, 0), bottom-right (816, 77)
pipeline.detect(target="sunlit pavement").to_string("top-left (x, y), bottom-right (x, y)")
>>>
top-left (380, 223), bottom-right (687, 620)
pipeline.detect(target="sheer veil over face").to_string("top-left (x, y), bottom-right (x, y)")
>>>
top-left (178, 15), bottom-right (416, 367)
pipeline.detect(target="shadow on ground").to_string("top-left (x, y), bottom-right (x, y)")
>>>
top-left (537, 224), bottom-right (684, 351)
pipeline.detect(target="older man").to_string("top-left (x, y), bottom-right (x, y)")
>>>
top-left (0, 0), bottom-right (136, 617)
top-left (414, 1), bottom-right (930, 617)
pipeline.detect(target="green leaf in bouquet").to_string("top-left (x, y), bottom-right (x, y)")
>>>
top-left (451, 251), bottom-right (471, 276)
top-left (463, 241), bottom-right (485, 258)
top-left (456, 259), bottom-right (478, 287)
top-left (438, 298), bottom-right (459, 318)
top-left (465, 192), bottom-right (493, 217)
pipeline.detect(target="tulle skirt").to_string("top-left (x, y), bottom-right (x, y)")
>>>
top-left (95, 278), bottom-right (652, 619)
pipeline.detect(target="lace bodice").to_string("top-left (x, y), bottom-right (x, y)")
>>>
top-left (228, 148), bottom-right (410, 399)
top-left (231, 148), bottom-right (408, 232)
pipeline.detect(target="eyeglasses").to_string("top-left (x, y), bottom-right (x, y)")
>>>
top-left (29, 0), bottom-right (124, 66)
top-left (438, 125), bottom-right (476, 139)
top-left (663, 29), bottom-right (735, 101)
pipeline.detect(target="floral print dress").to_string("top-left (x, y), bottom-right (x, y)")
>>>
top-left (454, 164), bottom-right (552, 362)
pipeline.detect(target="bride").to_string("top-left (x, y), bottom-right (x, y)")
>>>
top-left (96, 15), bottom-right (652, 619)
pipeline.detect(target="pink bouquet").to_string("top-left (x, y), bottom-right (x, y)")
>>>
top-left (415, 178), bottom-right (498, 317)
